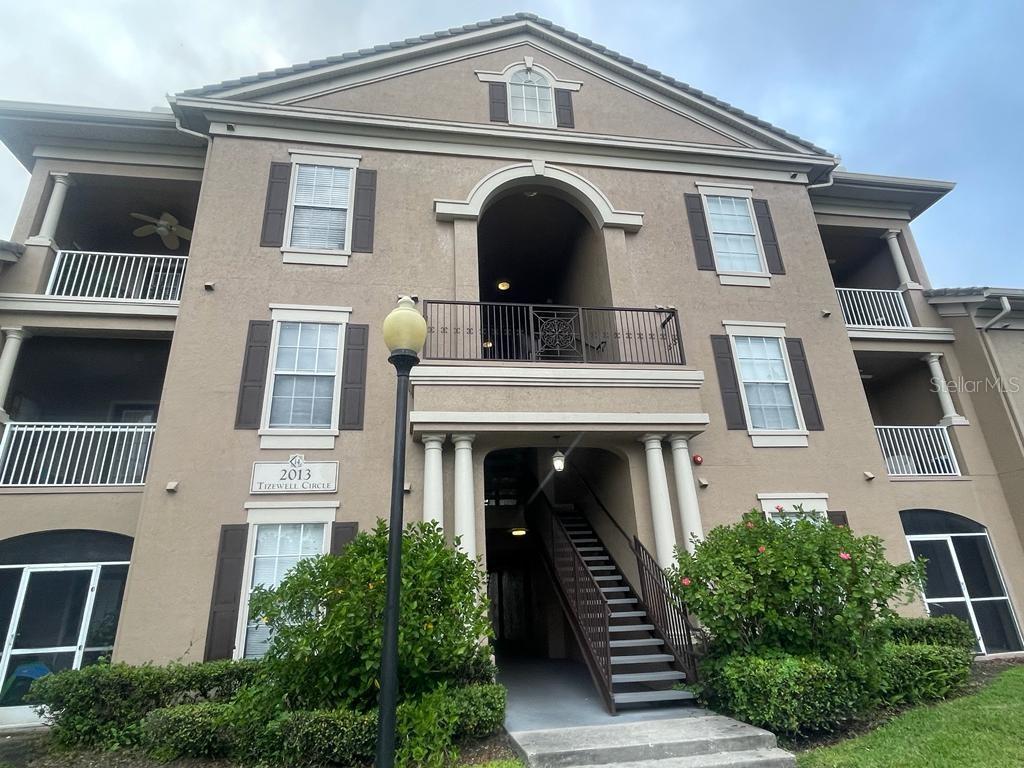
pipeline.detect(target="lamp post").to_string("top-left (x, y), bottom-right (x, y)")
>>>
top-left (376, 295), bottom-right (428, 768)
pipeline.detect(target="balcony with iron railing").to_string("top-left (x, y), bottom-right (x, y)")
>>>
top-left (422, 300), bottom-right (685, 366)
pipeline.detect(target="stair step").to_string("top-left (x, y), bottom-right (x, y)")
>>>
top-left (593, 575), bottom-right (622, 582)
top-left (609, 748), bottom-right (795, 768)
top-left (576, 546), bottom-right (604, 552)
top-left (583, 555), bottom-right (610, 562)
top-left (588, 565), bottom-right (616, 571)
top-left (608, 598), bottom-right (638, 605)
top-left (611, 610), bottom-right (647, 618)
top-left (612, 689), bottom-right (695, 704)
top-left (610, 638), bottom-right (664, 648)
top-left (608, 624), bottom-right (655, 633)
top-left (569, 537), bottom-right (598, 543)
top-left (601, 586), bottom-right (630, 593)
top-left (612, 670), bottom-right (685, 683)
top-left (610, 653), bottom-right (674, 665)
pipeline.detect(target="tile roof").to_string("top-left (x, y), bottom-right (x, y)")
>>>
top-left (179, 12), bottom-right (829, 155)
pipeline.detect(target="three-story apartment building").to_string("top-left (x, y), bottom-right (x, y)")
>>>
top-left (0, 13), bottom-right (1020, 723)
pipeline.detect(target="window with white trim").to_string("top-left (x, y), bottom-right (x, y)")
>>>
top-left (733, 335), bottom-right (800, 430)
top-left (242, 522), bottom-right (327, 659)
top-left (269, 322), bottom-right (340, 428)
top-left (282, 154), bottom-right (359, 257)
top-left (759, 494), bottom-right (828, 524)
top-left (705, 194), bottom-right (764, 273)
top-left (508, 68), bottom-right (555, 126)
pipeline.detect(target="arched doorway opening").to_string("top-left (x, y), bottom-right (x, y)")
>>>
top-left (0, 530), bottom-right (132, 720)
top-left (901, 509), bottom-right (1023, 654)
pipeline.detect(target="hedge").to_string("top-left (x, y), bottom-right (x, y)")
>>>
top-left (27, 659), bottom-right (259, 749)
top-left (879, 615), bottom-right (977, 653)
top-left (140, 702), bottom-right (233, 761)
top-left (878, 642), bottom-right (973, 706)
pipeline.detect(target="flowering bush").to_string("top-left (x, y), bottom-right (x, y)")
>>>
top-left (671, 510), bottom-right (923, 663)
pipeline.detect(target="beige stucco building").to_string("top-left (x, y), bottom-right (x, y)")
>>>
top-left (0, 13), bottom-right (1020, 723)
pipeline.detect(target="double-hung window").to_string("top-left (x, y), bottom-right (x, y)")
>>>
top-left (733, 335), bottom-right (800, 430)
top-left (282, 154), bottom-right (358, 262)
top-left (697, 184), bottom-right (769, 284)
top-left (260, 305), bottom-right (351, 450)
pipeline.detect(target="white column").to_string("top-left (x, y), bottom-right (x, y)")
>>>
top-left (924, 353), bottom-right (967, 426)
top-left (0, 328), bottom-right (28, 420)
top-left (36, 173), bottom-right (73, 242)
top-left (668, 435), bottom-right (704, 553)
top-left (452, 433), bottom-right (477, 561)
top-left (641, 433), bottom-right (677, 567)
top-left (421, 434), bottom-right (445, 528)
top-left (884, 230), bottom-right (920, 290)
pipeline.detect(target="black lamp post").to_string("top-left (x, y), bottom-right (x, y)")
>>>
top-left (376, 295), bottom-right (428, 768)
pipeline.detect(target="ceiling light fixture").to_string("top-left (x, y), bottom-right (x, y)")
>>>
top-left (511, 527), bottom-right (528, 537)
top-left (497, 280), bottom-right (511, 291)
top-left (552, 450), bottom-right (566, 473)
top-left (482, 340), bottom-right (494, 349)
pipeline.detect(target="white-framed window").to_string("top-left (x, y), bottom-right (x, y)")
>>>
top-left (282, 152), bottom-right (359, 266)
top-left (723, 321), bottom-right (807, 447)
top-left (758, 493), bottom-right (828, 523)
top-left (235, 503), bottom-right (336, 660)
top-left (260, 304), bottom-right (351, 450)
top-left (474, 58), bottom-right (582, 129)
top-left (697, 184), bottom-right (769, 286)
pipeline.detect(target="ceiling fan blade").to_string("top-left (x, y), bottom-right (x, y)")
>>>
top-left (173, 224), bottom-right (192, 241)
top-left (133, 224), bottom-right (158, 237)
top-left (160, 231), bottom-right (181, 250)
top-left (159, 212), bottom-right (179, 226)
top-left (130, 212), bottom-right (159, 224)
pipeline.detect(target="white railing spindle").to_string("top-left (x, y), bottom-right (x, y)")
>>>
top-left (874, 425), bottom-right (960, 477)
top-left (44, 251), bottom-right (187, 302)
top-left (836, 288), bottom-right (912, 328)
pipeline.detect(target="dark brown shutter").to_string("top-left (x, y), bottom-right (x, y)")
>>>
top-left (260, 162), bottom-right (291, 247)
top-left (711, 335), bottom-right (746, 430)
top-left (351, 169), bottom-right (377, 254)
top-left (685, 194), bottom-right (715, 271)
top-left (339, 324), bottom-right (369, 430)
top-left (235, 320), bottom-right (272, 429)
top-left (488, 83), bottom-right (509, 123)
top-left (204, 524), bottom-right (248, 661)
top-left (331, 522), bottom-right (359, 555)
top-left (827, 510), bottom-right (849, 528)
top-left (785, 337), bottom-right (824, 431)
top-left (753, 199), bottom-right (784, 275)
top-left (554, 89), bottom-right (575, 128)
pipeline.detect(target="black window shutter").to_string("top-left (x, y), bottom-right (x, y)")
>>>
top-left (351, 169), bottom-right (377, 254)
top-left (827, 510), bottom-right (849, 528)
top-left (684, 194), bottom-right (716, 271)
top-left (331, 522), bottom-right (359, 555)
top-left (554, 89), bottom-right (575, 128)
top-left (204, 524), bottom-right (248, 661)
top-left (235, 320), bottom-right (273, 429)
top-left (711, 335), bottom-right (746, 430)
top-left (785, 337), bottom-right (824, 431)
top-left (753, 199), bottom-right (785, 275)
top-left (260, 162), bottom-right (292, 247)
top-left (339, 324), bottom-right (369, 430)
top-left (488, 83), bottom-right (509, 123)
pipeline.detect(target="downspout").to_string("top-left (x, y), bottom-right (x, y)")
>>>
top-left (983, 295), bottom-right (1012, 331)
top-left (806, 158), bottom-right (840, 190)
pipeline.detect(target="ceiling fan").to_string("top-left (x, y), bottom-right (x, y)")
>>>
top-left (130, 212), bottom-right (192, 250)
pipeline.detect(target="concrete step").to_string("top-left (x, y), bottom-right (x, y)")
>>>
top-left (588, 565), bottom-right (616, 571)
top-left (577, 546), bottom-right (604, 552)
top-left (607, 598), bottom-right (639, 605)
top-left (582, 555), bottom-right (610, 562)
top-left (593, 575), bottom-right (622, 582)
top-left (611, 610), bottom-right (647, 618)
top-left (610, 653), bottom-right (674, 665)
top-left (570, 537), bottom-right (599, 543)
top-left (601, 586), bottom-right (630, 593)
top-left (612, 689), bottom-right (697, 705)
top-left (608, 624), bottom-right (655, 633)
top-left (610, 637), bottom-right (663, 648)
top-left (608, 749), bottom-right (796, 768)
top-left (509, 714), bottom-right (784, 768)
top-left (612, 670), bottom-right (685, 684)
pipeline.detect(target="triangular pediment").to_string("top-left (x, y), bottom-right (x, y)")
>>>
top-left (181, 14), bottom-right (828, 155)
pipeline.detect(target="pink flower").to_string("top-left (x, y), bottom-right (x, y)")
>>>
top-left (758, 545), bottom-right (766, 554)
top-left (775, 505), bottom-right (785, 513)
top-left (745, 521), bottom-right (755, 529)
top-left (839, 552), bottom-right (851, 560)
top-left (681, 577), bottom-right (692, 587)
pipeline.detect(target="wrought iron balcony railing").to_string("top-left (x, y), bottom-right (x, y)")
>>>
top-left (45, 250), bottom-right (188, 302)
top-left (422, 300), bottom-right (684, 365)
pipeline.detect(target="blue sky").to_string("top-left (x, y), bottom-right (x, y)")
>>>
top-left (0, 0), bottom-right (1020, 286)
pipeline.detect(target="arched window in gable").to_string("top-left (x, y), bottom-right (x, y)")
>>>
top-left (508, 67), bottom-right (555, 126)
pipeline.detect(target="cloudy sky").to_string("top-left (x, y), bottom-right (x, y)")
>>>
top-left (0, 0), bottom-right (1020, 286)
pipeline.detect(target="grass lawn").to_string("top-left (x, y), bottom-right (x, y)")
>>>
top-left (798, 665), bottom-right (1024, 768)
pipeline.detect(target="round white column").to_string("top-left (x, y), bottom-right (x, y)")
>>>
top-left (0, 328), bottom-right (28, 417)
top-left (38, 173), bottom-right (73, 242)
top-left (421, 434), bottom-right (445, 528)
top-left (923, 353), bottom-right (965, 425)
top-left (668, 435), bottom-right (703, 553)
top-left (884, 230), bottom-right (916, 289)
top-left (452, 433), bottom-right (477, 561)
top-left (641, 433), bottom-right (677, 567)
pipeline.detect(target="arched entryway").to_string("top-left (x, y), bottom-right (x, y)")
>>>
top-left (901, 510), bottom-right (1023, 654)
top-left (0, 530), bottom-right (132, 720)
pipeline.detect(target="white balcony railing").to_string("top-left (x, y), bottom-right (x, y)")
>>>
top-left (0, 423), bottom-right (156, 486)
top-left (836, 288), bottom-right (912, 328)
top-left (45, 251), bottom-right (187, 302)
top-left (875, 425), bottom-right (960, 477)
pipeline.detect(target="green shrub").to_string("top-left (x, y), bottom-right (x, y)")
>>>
top-left (140, 702), bottom-right (232, 761)
top-left (449, 683), bottom-right (506, 740)
top-left (396, 685), bottom-right (460, 768)
top-left (699, 652), bottom-right (864, 735)
top-left (250, 521), bottom-right (492, 711)
top-left (273, 707), bottom-right (377, 767)
top-left (27, 659), bottom-right (258, 749)
top-left (878, 642), bottom-right (973, 706)
top-left (671, 511), bottom-right (923, 667)
top-left (879, 615), bottom-right (977, 653)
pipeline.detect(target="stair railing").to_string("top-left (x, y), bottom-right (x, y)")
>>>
top-left (531, 494), bottom-right (615, 712)
top-left (632, 536), bottom-right (700, 682)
